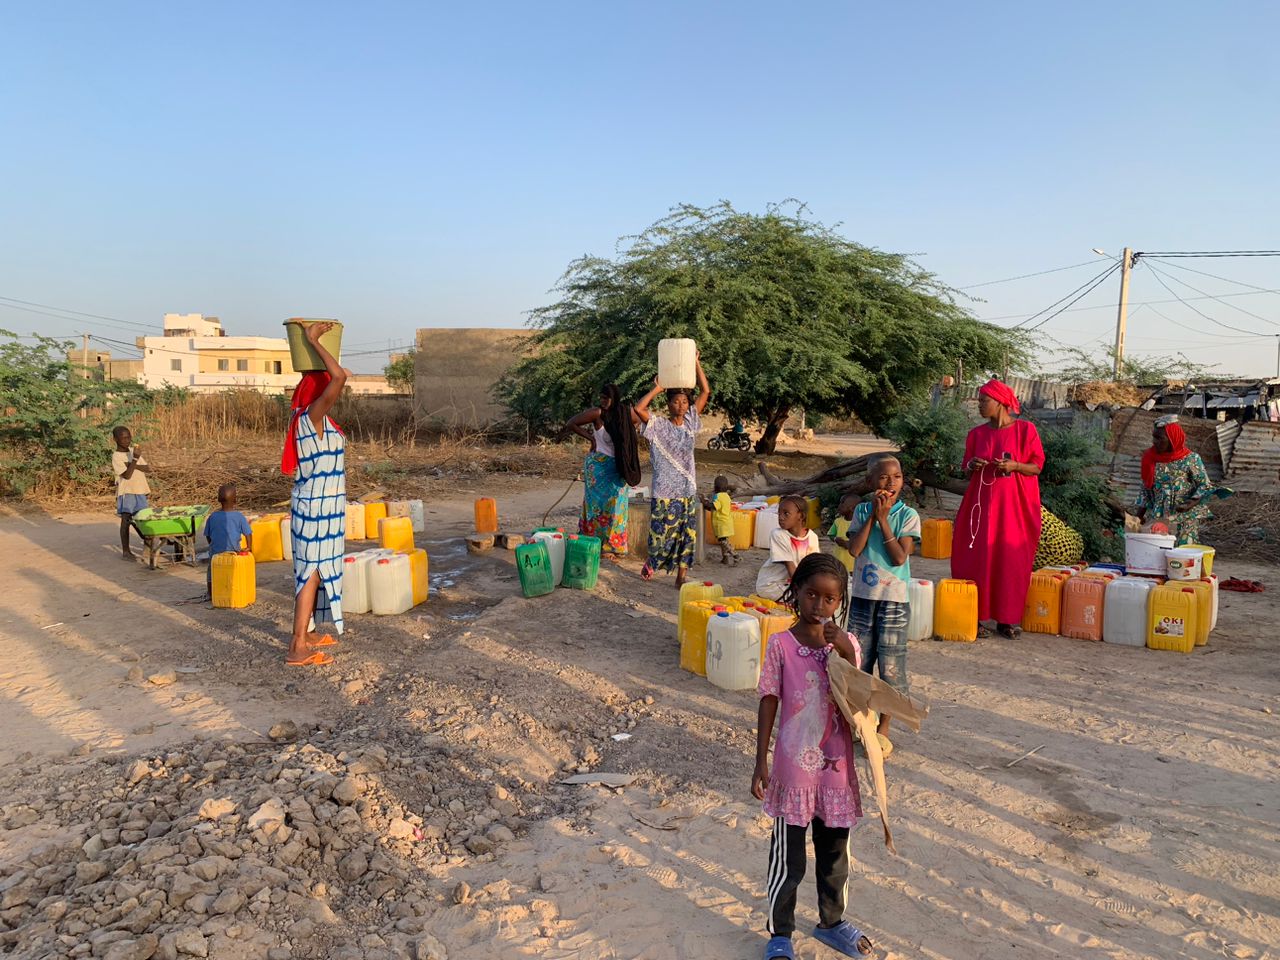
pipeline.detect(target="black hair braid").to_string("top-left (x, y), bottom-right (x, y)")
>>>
top-left (779, 552), bottom-right (850, 627)
top-left (601, 383), bottom-right (642, 487)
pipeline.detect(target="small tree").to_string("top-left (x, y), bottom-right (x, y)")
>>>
top-left (0, 330), bottom-right (155, 495)
top-left (384, 349), bottom-right (417, 395)
top-left (1043, 345), bottom-right (1220, 385)
top-left (497, 201), bottom-right (1027, 452)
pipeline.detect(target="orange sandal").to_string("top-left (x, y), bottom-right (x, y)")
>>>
top-left (286, 652), bottom-right (334, 667)
top-left (310, 634), bottom-right (338, 647)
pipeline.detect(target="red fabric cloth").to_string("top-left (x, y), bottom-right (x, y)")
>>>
top-left (979, 379), bottom-right (1021, 415)
top-left (280, 372), bottom-right (342, 475)
top-left (951, 419), bottom-right (1044, 624)
top-left (1141, 422), bottom-right (1191, 488)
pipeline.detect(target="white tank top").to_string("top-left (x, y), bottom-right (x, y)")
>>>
top-left (593, 423), bottom-right (615, 458)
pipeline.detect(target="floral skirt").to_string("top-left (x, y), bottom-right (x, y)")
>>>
top-left (580, 453), bottom-right (628, 555)
top-left (647, 496), bottom-right (697, 572)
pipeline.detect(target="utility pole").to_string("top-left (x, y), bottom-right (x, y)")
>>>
top-left (82, 332), bottom-right (90, 378)
top-left (1112, 247), bottom-right (1133, 379)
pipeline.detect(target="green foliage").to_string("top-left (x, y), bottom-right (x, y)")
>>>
top-left (881, 398), bottom-right (971, 480)
top-left (496, 201), bottom-right (1028, 442)
top-left (1037, 425), bottom-right (1121, 561)
top-left (0, 331), bottom-right (155, 495)
top-left (1042, 345), bottom-right (1220, 385)
top-left (384, 349), bottom-right (417, 393)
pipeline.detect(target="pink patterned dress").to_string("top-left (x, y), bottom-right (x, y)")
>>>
top-left (758, 631), bottom-right (863, 828)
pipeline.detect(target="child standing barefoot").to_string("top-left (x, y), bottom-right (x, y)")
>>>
top-left (752, 554), bottom-right (875, 959)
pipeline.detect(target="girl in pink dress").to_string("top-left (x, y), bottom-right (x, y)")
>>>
top-left (752, 553), bottom-right (874, 959)
top-left (951, 378), bottom-right (1044, 638)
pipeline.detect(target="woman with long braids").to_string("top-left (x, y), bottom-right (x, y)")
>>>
top-left (950, 378), bottom-right (1044, 639)
top-left (561, 384), bottom-right (642, 558)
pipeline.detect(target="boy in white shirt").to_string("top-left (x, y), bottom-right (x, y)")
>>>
top-left (755, 495), bottom-right (819, 602)
top-left (112, 425), bottom-right (151, 560)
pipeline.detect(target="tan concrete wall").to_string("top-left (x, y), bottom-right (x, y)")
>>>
top-left (414, 328), bottom-right (536, 427)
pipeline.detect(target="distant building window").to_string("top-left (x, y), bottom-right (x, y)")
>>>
top-left (217, 359), bottom-right (229, 372)
top-left (272, 361), bottom-right (282, 375)
top-left (236, 359), bottom-right (249, 372)
top-left (170, 359), bottom-right (182, 372)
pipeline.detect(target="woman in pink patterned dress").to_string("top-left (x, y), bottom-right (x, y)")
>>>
top-left (751, 553), bottom-right (875, 959)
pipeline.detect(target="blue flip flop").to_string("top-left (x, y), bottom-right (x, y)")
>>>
top-left (812, 921), bottom-right (874, 956)
top-left (764, 935), bottom-right (796, 959)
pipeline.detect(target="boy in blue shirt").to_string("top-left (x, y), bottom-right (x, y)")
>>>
top-left (204, 483), bottom-right (252, 600)
top-left (846, 455), bottom-right (921, 746)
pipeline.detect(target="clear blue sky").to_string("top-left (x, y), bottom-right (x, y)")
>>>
top-left (2, 1), bottom-right (1278, 375)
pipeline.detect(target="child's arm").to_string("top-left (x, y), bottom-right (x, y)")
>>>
top-left (751, 696), bottom-right (778, 800)
top-left (847, 504), bottom-right (876, 558)
top-left (824, 620), bottom-right (862, 667)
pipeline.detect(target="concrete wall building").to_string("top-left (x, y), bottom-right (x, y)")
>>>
top-left (136, 314), bottom-right (297, 394)
top-left (67, 348), bottom-right (144, 382)
top-left (414, 327), bottom-right (535, 427)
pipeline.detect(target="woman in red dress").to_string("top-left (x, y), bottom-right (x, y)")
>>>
top-left (951, 379), bottom-right (1044, 638)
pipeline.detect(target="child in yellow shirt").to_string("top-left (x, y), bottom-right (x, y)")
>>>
top-left (828, 492), bottom-right (858, 575)
top-left (700, 475), bottom-right (739, 565)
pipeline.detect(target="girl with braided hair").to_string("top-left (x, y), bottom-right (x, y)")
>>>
top-left (562, 384), bottom-right (642, 558)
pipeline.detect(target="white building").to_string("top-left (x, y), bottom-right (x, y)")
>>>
top-left (136, 314), bottom-right (298, 394)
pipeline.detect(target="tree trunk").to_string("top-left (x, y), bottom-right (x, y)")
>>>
top-left (754, 404), bottom-right (791, 455)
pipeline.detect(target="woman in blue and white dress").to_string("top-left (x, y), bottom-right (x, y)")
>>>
top-left (280, 321), bottom-right (348, 667)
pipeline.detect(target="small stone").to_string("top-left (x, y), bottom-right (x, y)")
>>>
top-left (342, 679), bottom-right (366, 697)
top-left (104, 935), bottom-right (159, 960)
top-left (268, 721), bottom-right (299, 742)
top-left (421, 823), bottom-right (445, 840)
top-left (210, 888), bottom-right (245, 915)
top-left (412, 933), bottom-right (448, 960)
top-left (465, 534), bottom-right (494, 554)
top-left (197, 798), bottom-right (236, 820)
top-left (487, 825), bottom-right (515, 844)
top-left (465, 835), bottom-right (493, 855)
top-left (331, 778), bottom-right (361, 805)
top-left (168, 872), bottom-right (202, 908)
top-left (75, 860), bottom-right (110, 884)
top-left (172, 928), bottom-right (208, 957)
top-left (451, 882), bottom-right (471, 905)
top-left (82, 834), bottom-right (106, 859)
top-left (387, 818), bottom-right (415, 840)
top-left (147, 671), bottom-right (177, 687)
top-left (496, 533), bottom-right (524, 550)
top-left (127, 667), bottom-right (144, 682)
top-left (247, 798), bottom-right (287, 831)
top-left (126, 760), bottom-right (151, 785)
top-left (189, 857), bottom-right (224, 882)
top-left (337, 851), bottom-right (369, 881)
top-left (267, 950), bottom-right (291, 960)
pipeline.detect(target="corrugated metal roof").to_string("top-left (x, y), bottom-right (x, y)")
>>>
top-left (1226, 421), bottom-right (1280, 493)
top-left (1217, 419), bottom-right (1243, 468)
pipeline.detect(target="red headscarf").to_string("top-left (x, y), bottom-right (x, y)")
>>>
top-left (280, 372), bottom-right (343, 475)
top-left (979, 379), bottom-right (1021, 415)
top-left (1141, 417), bottom-right (1190, 489)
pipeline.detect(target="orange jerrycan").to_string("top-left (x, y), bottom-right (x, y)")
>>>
top-left (1022, 570), bottom-right (1068, 635)
top-left (1147, 583), bottom-right (1198, 653)
top-left (731, 507), bottom-right (756, 551)
top-left (1178, 578), bottom-right (1213, 646)
top-left (934, 579), bottom-right (978, 642)
top-left (680, 603), bottom-right (725, 676)
top-left (363, 502), bottom-right (388, 538)
top-left (921, 518), bottom-right (953, 559)
top-left (474, 497), bottom-right (498, 534)
top-left (378, 515), bottom-right (414, 552)
top-left (1061, 574), bottom-right (1112, 640)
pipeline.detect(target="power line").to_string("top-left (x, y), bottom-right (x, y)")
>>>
top-left (1139, 250), bottom-right (1280, 258)
top-left (0, 295), bottom-right (154, 332)
top-left (976, 286), bottom-right (1280, 323)
top-left (1020, 262), bottom-right (1122, 332)
top-left (1143, 259), bottom-right (1280, 328)
top-left (1008, 261), bottom-right (1120, 329)
top-left (1142, 263), bottom-right (1267, 336)
top-left (1137, 302), bottom-right (1266, 341)
top-left (959, 259), bottom-right (1100, 290)
top-left (1146, 257), bottom-right (1280, 294)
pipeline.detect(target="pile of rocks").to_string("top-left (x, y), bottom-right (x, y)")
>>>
top-left (0, 723), bottom-right (534, 960)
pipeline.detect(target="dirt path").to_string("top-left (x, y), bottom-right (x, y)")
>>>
top-left (0, 482), bottom-right (1277, 960)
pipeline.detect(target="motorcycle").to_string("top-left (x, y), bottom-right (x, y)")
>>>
top-left (708, 426), bottom-right (753, 451)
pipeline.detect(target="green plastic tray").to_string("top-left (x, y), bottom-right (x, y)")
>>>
top-left (132, 505), bottom-right (210, 537)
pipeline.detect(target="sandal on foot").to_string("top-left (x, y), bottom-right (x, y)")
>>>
top-left (812, 921), bottom-right (874, 957)
top-left (763, 935), bottom-right (795, 959)
top-left (640, 563), bottom-right (654, 581)
top-left (286, 652), bottom-right (334, 667)
top-left (996, 623), bottom-right (1022, 639)
top-left (311, 634), bottom-right (338, 647)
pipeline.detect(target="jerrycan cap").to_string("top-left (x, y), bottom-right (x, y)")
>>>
top-left (716, 611), bottom-right (730, 617)
top-left (344, 556), bottom-right (356, 563)
top-left (237, 550), bottom-right (251, 556)
top-left (553, 534), bottom-right (563, 539)
top-left (377, 558), bottom-right (390, 565)
top-left (713, 605), bottom-right (727, 612)
top-left (703, 580), bottom-right (714, 586)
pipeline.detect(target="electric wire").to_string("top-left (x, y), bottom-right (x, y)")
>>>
top-left (1138, 250), bottom-right (1280, 258)
top-left (1141, 264), bottom-right (1267, 336)
top-left (1142, 261), bottom-right (1280, 327)
top-left (0, 295), bottom-right (154, 331)
top-left (1008, 261), bottom-right (1121, 329)
top-left (959, 259), bottom-right (1100, 290)
top-left (1145, 257), bottom-right (1280, 293)
top-left (1019, 262), bottom-right (1122, 332)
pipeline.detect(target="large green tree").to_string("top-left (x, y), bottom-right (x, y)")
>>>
top-left (498, 202), bottom-right (1027, 453)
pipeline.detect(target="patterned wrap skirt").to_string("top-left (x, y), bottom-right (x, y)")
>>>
top-left (580, 452), bottom-right (629, 555)
top-left (647, 496), bottom-right (697, 572)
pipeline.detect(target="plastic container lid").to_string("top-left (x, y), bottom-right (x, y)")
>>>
top-left (713, 605), bottom-right (727, 612)
top-left (703, 580), bottom-right (714, 586)
top-left (377, 559), bottom-right (390, 565)
top-left (238, 550), bottom-right (250, 555)
top-left (344, 556), bottom-right (356, 563)
top-left (716, 612), bottom-right (730, 617)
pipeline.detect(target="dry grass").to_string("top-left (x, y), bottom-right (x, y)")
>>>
top-left (1201, 493), bottom-right (1279, 563)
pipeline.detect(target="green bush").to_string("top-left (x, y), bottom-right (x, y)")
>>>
top-left (0, 331), bottom-right (155, 496)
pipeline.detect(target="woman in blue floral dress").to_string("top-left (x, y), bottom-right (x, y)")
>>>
top-left (1135, 416), bottom-right (1215, 546)
top-left (634, 353), bottom-right (711, 588)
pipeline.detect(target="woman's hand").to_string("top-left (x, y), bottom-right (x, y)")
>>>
top-left (303, 321), bottom-right (335, 345)
top-left (995, 458), bottom-right (1021, 476)
top-left (968, 457), bottom-right (989, 473)
top-left (751, 760), bottom-right (771, 801)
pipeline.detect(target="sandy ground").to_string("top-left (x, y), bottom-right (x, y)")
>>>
top-left (1, 471), bottom-right (1278, 959)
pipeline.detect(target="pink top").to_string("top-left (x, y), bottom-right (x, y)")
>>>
top-left (757, 630), bottom-right (863, 828)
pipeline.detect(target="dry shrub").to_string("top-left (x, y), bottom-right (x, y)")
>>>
top-left (1201, 493), bottom-right (1279, 563)
top-left (1069, 381), bottom-right (1149, 408)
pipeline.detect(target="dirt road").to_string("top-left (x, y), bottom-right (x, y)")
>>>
top-left (1, 478), bottom-right (1277, 959)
